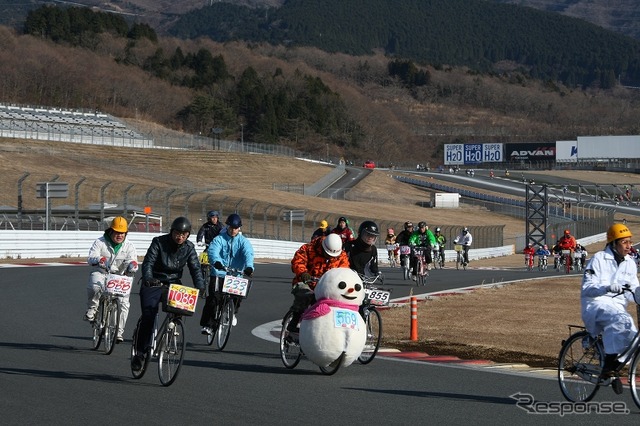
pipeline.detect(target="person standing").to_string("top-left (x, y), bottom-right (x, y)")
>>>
top-left (200, 213), bottom-right (254, 333)
top-left (453, 227), bottom-right (473, 265)
top-left (85, 216), bottom-right (139, 343)
top-left (132, 216), bottom-right (205, 372)
top-left (311, 219), bottom-right (331, 240)
top-left (581, 223), bottom-right (639, 381)
top-left (196, 210), bottom-right (223, 247)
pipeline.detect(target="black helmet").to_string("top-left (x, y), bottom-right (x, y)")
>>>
top-left (207, 210), bottom-right (219, 218)
top-left (358, 220), bottom-right (379, 237)
top-left (226, 213), bottom-right (242, 228)
top-left (404, 221), bottom-right (413, 230)
top-left (435, 227), bottom-right (441, 232)
top-left (418, 221), bottom-right (427, 228)
top-left (171, 216), bottom-right (192, 233)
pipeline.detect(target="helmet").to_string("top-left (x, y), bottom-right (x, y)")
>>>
top-left (319, 220), bottom-right (329, 229)
top-left (543, 244), bottom-right (548, 249)
top-left (607, 223), bottom-right (632, 244)
top-left (418, 221), bottom-right (427, 228)
top-left (564, 229), bottom-right (570, 235)
top-left (435, 227), bottom-right (441, 232)
top-left (528, 242), bottom-right (533, 246)
top-left (463, 227), bottom-right (469, 232)
top-left (337, 216), bottom-right (348, 224)
top-left (170, 216), bottom-right (192, 233)
top-left (387, 228), bottom-right (394, 235)
top-left (322, 233), bottom-right (343, 257)
top-left (358, 220), bottom-right (379, 237)
top-left (404, 221), bottom-right (413, 230)
top-left (225, 213), bottom-right (242, 228)
top-left (110, 216), bottom-right (128, 233)
top-left (207, 210), bottom-right (219, 218)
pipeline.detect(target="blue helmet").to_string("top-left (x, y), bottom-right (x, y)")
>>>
top-left (225, 213), bottom-right (242, 228)
top-left (207, 210), bottom-right (219, 218)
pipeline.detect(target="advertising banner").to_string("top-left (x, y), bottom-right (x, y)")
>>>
top-left (506, 143), bottom-right (556, 163)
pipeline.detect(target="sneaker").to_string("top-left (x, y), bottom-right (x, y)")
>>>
top-left (411, 275), bottom-right (417, 281)
top-left (83, 312), bottom-right (95, 322)
top-left (201, 326), bottom-right (213, 336)
top-left (232, 315), bottom-right (238, 326)
top-left (116, 336), bottom-right (124, 344)
top-left (611, 378), bottom-right (624, 395)
top-left (131, 355), bottom-right (144, 372)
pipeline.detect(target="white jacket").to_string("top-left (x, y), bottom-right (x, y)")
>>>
top-left (87, 234), bottom-right (138, 274)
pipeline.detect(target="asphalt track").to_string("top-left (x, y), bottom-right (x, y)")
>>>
top-left (2, 261), bottom-right (640, 424)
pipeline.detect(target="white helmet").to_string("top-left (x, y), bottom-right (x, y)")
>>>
top-left (322, 233), bottom-right (343, 257)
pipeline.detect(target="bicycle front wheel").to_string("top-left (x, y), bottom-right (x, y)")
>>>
top-left (215, 298), bottom-right (234, 351)
top-left (158, 317), bottom-right (186, 387)
top-left (557, 331), bottom-right (603, 402)
top-left (628, 350), bottom-right (640, 409)
top-left (103, 298), bottom-right (120, 355)
top-left (358, 308), bottom-right (382, 364)
top-left (280, 311), bottom-right (302, 369)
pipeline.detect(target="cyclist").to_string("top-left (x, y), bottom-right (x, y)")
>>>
top-left (200, 213), bottom-right (254, 334)
top-left (433, 227), bottom-right (446, 267)
top-left (581, 223), bottom-right (640, 378)
top-left (522, 242), bottom-right (536, 268)
top-left (311, 219), bottom-right (331, 240)
top-left (344, 220), bottom-right (380, 277)
top-left (535, 244), bottom-right (551, 265)
top-left (453, 227), bottom-right (473, 265)
top-left (196, 210), bottom-right (223, 247)
top-left (331, 216), bottom-right (356, 246)
top-left (409, 221), bottom-right (436, 280)
top-left (575, 243), bottom-right (588, 269)
top-left (286, 233), bottom-right (349, 334)
top-left (132, 216), bottom-right (205, 372)
top-left (85, 216), bottom-right (139, 344)
top-left (395, 221), bottom-right (414, 272)
top-left (384, 228), bottom-right (399, 266)
top-left (558, 229), bottom-right (577, 269)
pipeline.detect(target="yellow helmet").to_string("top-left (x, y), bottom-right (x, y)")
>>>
top-left (606, 223), bottom-right (632, 244)
top-left (110, 216), bottom-right (128, 233)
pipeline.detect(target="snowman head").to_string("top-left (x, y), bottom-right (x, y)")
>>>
top-left (315, 268), bottom-right (365, 306)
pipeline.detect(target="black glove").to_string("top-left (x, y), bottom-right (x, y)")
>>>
top-left (243, 267), bottom-right (254, 277)
top-left (213, 261), bottom-right (224, 270)
top-left (300, 272), bottom-right (312, 283)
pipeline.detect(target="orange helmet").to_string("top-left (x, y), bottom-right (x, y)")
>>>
top-left (564, 229), bottom-right (570, 235)
top-left (607, 223), bottom-right (632, 244)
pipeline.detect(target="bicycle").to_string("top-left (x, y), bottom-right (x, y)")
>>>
top-left (385, 243), bottom-right (398, 268)
top-left (130, 283), bottom-right (199, 386)
top-left (561, 249), bottom-right (572, 274)
top-left (399, 245), bottom-right (411, 280)
top-left (573, 251), bottom-right (583, 273)
top-left (357, 274), bottom-right (391, 364)
top-left (412, 246), bottom-right (429, 286)
top-left (198, 247), bottom-right (211, 299)
top-left (454, 244), bottom-right (466, 270)
top-left (204, 267), bottom-right (251, 351)
top-left (558, 286), bottom-right (640, 407)
top-left (91, 272), bottom-right (134, 355)
top-left (537, 254), bottom-right (548, 271)
top-left (524, 253), bottom-right (534, 271)
top-left (431, 243), bottom-right (442, 270)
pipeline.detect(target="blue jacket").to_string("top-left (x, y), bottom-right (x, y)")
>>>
top-left (208, 231), bottom-right (254, 278)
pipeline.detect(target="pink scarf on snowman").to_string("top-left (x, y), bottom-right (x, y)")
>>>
top-left (301, 298), bottom-right (359, 320)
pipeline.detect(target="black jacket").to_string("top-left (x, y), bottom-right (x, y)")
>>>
top-left (142, 234), bottom-right (205, 289)
top-left (197, 221), bottom-right (223, 245)
top-left (344, 238), bottom-right (379, 276)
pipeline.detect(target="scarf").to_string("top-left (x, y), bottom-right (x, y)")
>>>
top-left (105, 231), bottom-right (123, 255)
top-left (302, 297), bottom-right (359, 320)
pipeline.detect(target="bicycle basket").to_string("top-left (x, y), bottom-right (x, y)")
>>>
top-left (162, 283), bottom-right (199, 316)
top-left (454, 244), bottom-right (463, 252)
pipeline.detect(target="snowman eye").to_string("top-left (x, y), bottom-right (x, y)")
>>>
top-left (338, 281), bottom-right (346, 289)
top-left (354, 284), bottom-right (362, 291)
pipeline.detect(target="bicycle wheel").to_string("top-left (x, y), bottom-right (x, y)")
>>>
top-left (91, 299), bottom-right (104, 350)
top-left (402, 257), bottom-right (410, 280)
top-left (456, 253), bottom-right (461, 270)
top-left (319, 351), bottom-right (346, 375)
top-left (205, 299), bottom-right (219, 346)
top-left (558, 330), bottom-right (603, 402)
top-left (158, 317), bottom-right (186, 387)
top-left (280, 311), bottom-right (303, 369)
top-left (417, 271), bottom-right (426, 286)
top-left (103, 298), bottom-right (120, 355)
top-left (130, 317), bottom-right (150, 379)
top-left (629, 351), bottom-right (640, 409)
top-left (215, 298), bottom-right (234, 350)
top-left (200, 265), bottom-right (211, 299)
top-left (565, 255), bottom-right (571, 274)
top-left (358, 308), bottom-right (382, 364)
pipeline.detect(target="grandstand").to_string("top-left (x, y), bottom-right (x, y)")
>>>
top-left (0, 104), bottom-right (152, 147)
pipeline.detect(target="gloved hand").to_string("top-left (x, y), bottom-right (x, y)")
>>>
top-left (214, 261), bottom-right (224, 270)
top-left (243, 267), bottom-right (254, 277)
top-left (88, 257), bottom-right (100, 266)
top-left (300, 272), bottom-right (312, 283)
top-left (197, 241), bottom-right (204, 247)
top-left (98, 257), bottom-right (107, 269)
top-left (608, 282), bottom-right (622, 293)
top-left (127, 261), bottom-right (138, 273)
top-left (146, 278), bottom-right (162, 287)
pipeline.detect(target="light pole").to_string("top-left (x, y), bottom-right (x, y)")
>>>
top-left (240, 124), bottom-right (244, 144)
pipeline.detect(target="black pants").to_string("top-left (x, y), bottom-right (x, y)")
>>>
top-left (286, 285), bottom-right (315, 332)
top-left (200, 276), bottom-right (242, 327)
top-left (135, 284), bottom-right (167, 355)
top-left (410, 247), bottom-right (432, 274)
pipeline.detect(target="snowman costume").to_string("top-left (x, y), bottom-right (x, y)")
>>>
top-left (299, 268), bottom-right (367, 368)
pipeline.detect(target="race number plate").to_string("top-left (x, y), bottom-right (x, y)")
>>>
top-left (104, 274), bottom-right (133, 297)
top-left (167, 284), bottom-right (199, 313)
top-left (562, 250), bottom-right (571, 255)
top-left (454, 244), bottom-right (463, 252)
top-left (365, 288), bottom-right (391, 306)
top-left (222, 275), bottom-right (250, 297)
top-left (333, 308), bottom-right (360, 330)
top-left (399, 245), bottom-right (411, 255)
top-left (385, 244), bottom-right (398, 251)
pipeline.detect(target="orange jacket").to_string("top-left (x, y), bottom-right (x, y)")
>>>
top-left (291, 237), bottom-right (350, 288)
top-left (558, 235), bottom-right (577, 250)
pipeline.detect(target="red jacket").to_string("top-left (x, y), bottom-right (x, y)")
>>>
top-left (291, 237), bottom-right (350, 288)
top-left (331, 226), bottom-right (355, 245)
top-left (558, 235), bottom-right (577, 250)
top-left (523, 246), bottom-right (535, 256)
